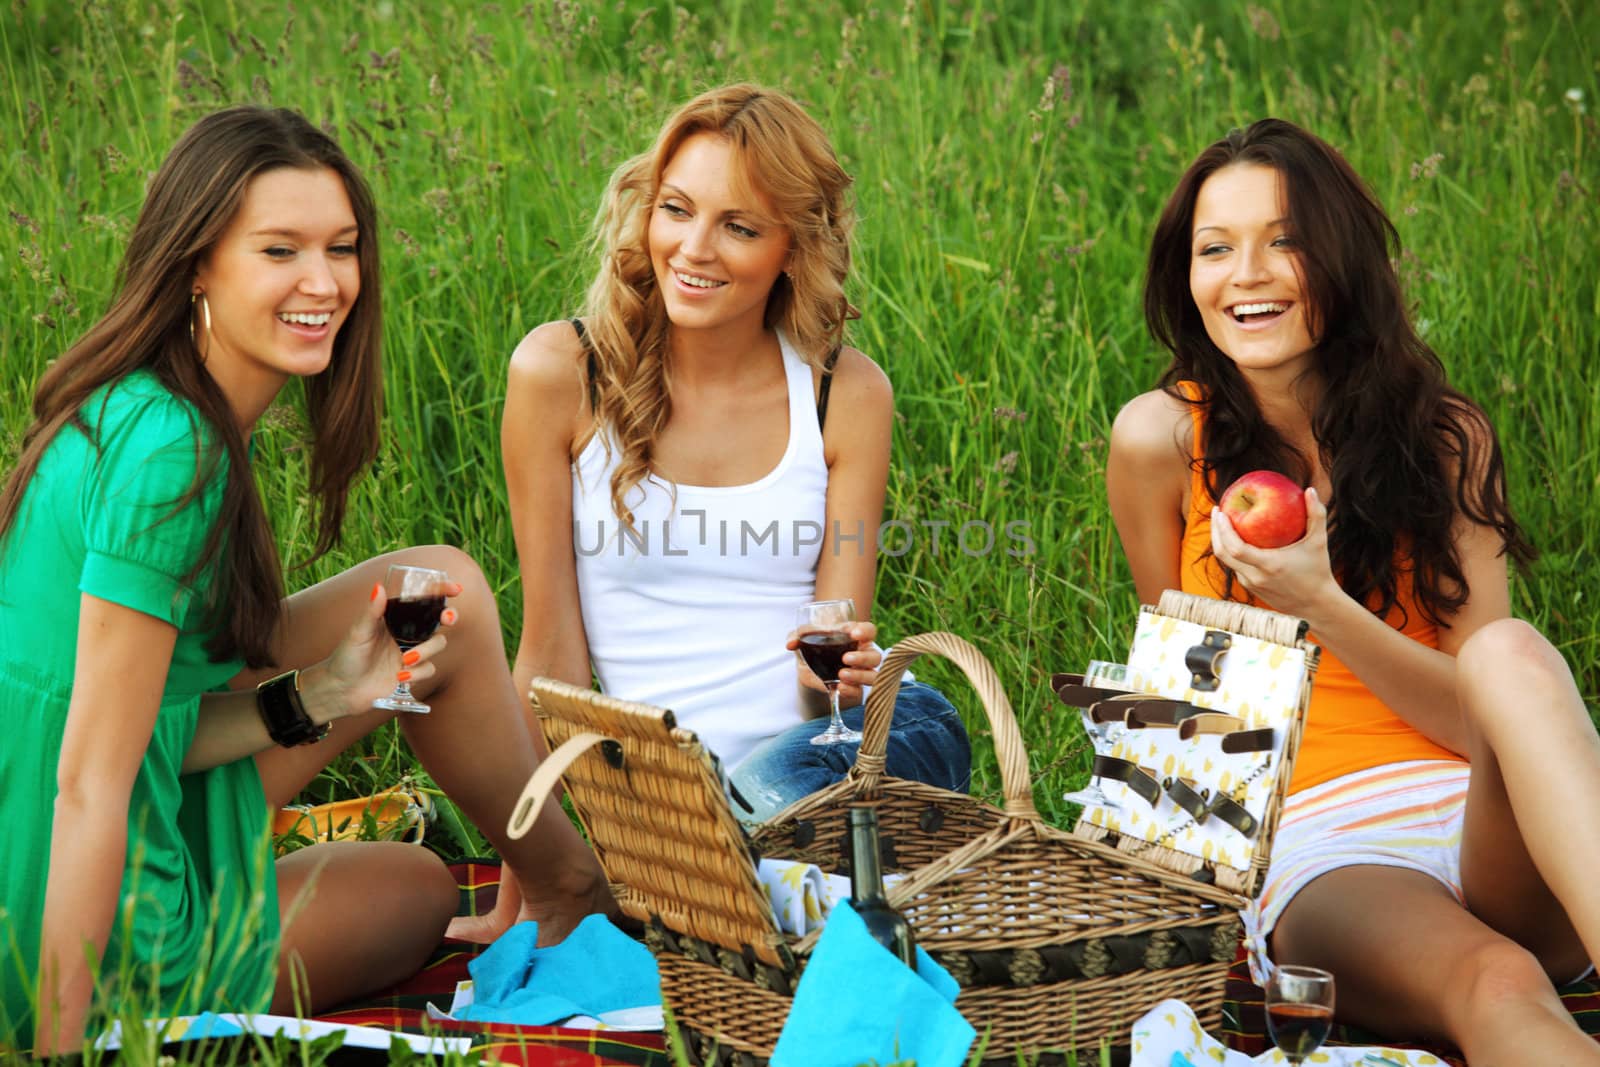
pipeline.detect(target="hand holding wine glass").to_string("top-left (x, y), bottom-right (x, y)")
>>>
top-left (1266, 964), bottom-right (1335, 1064)
top-left (374, 564), bottom-right (452, 713)
top-left (795, 598), bottom-right (863, 746)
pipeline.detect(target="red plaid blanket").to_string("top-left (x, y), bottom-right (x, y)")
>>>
top-left (315, 861), bottom-right (668, 1067)
top-left (1221, 942), bottom-right (1600, 1064)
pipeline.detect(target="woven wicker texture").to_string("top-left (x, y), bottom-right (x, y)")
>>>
top-left (531, 682), bottom-right (792, 968)
top-left (530, 594), bottom-right (1315, 1064)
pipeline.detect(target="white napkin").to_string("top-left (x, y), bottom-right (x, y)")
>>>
top-left (758, 858), bottom-right (853, 935)
top-left (1131, 998), bottom-right (1443, 1065)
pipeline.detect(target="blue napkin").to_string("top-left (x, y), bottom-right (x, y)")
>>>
top-left (167, 1012), bottom-right (245, 1040)
top-left (456, 915), bottom-right (661, 1025)
top-left (771, 900), bottom-right (975, 1067)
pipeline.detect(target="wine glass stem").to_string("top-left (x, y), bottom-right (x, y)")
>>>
top-left (827, 683), bottom-right (843, 731)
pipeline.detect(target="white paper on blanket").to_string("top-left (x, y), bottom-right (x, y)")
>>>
top-left (1130, 998), bottom-right (1445, 1065)
top-left (95, 1013), bottom-right (471, 1056)
top-left (1077, 609), bottom-right (1308, 874)
top-left (430, 987), bottom-right (664, 1032)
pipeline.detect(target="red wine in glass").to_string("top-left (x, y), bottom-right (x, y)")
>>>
top-left (795, 598), bottom-right (861, 745)
top-left (385, 596), bottom-right (445, 649)
top-left (798, 631), bottom-right (852, 685)
top-left (374, 564), bottom-right (450, 714)
top-left (1266, 1002), bottom-right (1333, 1061)
top-left (1265, 965), bottom-right (1335, 1065)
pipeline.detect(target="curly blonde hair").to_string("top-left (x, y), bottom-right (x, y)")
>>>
top-left (580, 83), bottom-right (857, 527)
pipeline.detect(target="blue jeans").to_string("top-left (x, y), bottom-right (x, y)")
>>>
top-left (729, 681), bottom-right (972, 824)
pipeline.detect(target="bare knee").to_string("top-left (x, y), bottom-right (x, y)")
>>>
top-left (1458, 618), bottom-right (1562, 688)
top-left (1447, 939), bottom-right (1555, 1026)
top-left (1457, 618), bottom-right (1581, 744)
top-left (392, 544), bottom-right (484, 592)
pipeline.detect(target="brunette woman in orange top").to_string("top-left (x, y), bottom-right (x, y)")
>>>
top-left (1108, 118), bottom-right (1600, 1061)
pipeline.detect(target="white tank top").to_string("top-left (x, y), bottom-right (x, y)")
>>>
top-left (572, 332), bottom-right (829, 767)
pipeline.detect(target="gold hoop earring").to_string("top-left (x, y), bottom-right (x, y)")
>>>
top-left (190, 292), bottom-right (211, 359)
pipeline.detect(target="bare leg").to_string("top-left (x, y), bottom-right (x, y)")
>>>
top-left (1274, 867), bottom-right (1600, 1063)
top-left (270, 841), bottom-right (457, 1015)
top-left (1455, 618), bottom-right (1600, 969)
top-left (235, 546), bottom-right (613, 958)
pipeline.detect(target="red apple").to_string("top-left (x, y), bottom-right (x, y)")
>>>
top-left (1217, 470), bottom-right (1307, 548)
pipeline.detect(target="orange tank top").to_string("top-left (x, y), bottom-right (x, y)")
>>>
top-left (1174, 383), bottom-right (1465, 794)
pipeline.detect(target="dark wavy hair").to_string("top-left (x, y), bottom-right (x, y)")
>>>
top-left (1143, 118), bottom-right (1532, 625)
top-left (0, 106), bottom-right (382, 667)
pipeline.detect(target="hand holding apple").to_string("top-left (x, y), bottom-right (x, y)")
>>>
top-left (1211, 485), bottom-right (1341, 622)
top-left (1217, 470), bottom-right (1308, 548)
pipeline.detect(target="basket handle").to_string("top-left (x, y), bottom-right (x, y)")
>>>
top-left (507, 731), bottom-right (609, 839)
top-left (855, 631), bottom-right (1039, 820)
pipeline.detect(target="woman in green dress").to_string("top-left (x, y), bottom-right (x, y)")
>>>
top-left (0, 106), bottom-right (610, 1055)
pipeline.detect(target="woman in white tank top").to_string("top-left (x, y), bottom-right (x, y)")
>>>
top-left (457, 85), bottom-right (969, 943)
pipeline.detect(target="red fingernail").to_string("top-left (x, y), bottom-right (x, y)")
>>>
top-left (441, 609), bottom-right (457, 625)
top-left (371, 583), bottom-right (383, 602)
top-left (397, 670), bottom-right (413, 683)
top-left (401, 649), bottom-right (421, 666)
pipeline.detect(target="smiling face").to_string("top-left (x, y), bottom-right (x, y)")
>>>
top-left (647, 132), bottom-right (792, 336)
top-left (192, 166), bottom-right (361, 422)
top-left (1188, 163), bottom-right (1318, 382)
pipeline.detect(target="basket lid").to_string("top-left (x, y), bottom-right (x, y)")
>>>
top-left (1067, 589), bottom-right (1320, 900)
top-left (527, 679), bottom-right (793, 968)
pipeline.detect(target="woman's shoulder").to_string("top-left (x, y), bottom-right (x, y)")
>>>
top-left (510, 320), bottom-right (588, 381)
top-left (83, 370), bottom-right (213, 456)
top-left (1110, 386), bottom-right (1193, 466)
top-left (505, 320), bottom-right (592, 452)
top-left (507, 319), bottom-right (591, 409)
top-left (819, 343), bottom-right (891, 410)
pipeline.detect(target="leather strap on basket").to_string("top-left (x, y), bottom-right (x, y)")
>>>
top-left (855, 632), bottom-right (1038, 821)
top-left (507, 731), bottom-right (610, 839)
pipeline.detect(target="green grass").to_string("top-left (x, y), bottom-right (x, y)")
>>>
top-left (2, 0), bottom-right (1596, 1062)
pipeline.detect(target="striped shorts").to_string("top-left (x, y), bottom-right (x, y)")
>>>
top-left (1243, 759), bottom-right (1470, 984)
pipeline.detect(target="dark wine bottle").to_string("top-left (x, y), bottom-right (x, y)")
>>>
top-left (846, 806), bottom-right (916, 968)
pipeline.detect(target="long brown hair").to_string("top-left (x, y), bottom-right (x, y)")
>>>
top-left (0, 106), bottom-right (382, 667)
top-left (581, 83), bottom-right (857, 527)
top-left (1143, 118), bottom-right (1532, 625)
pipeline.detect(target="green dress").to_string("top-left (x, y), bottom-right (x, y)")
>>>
top-left (0, 371), bottom-right (279, 1048)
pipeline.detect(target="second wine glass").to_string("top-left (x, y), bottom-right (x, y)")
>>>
top-left (1061, 661), bottom-right (1144, 809)
top-left (373, 563), bottom-right (450, 714)
top-left (795, 598), bottom-right (862, 746)
top-left (1265, 964), bottom-right (1336, 1065)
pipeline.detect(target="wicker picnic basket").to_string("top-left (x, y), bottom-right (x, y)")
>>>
top-left (525, 589), bottom-right (1317, 1064)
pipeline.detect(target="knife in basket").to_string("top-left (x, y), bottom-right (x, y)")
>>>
top-left (1088, 697), bottom-right (1212, 727)
top-left (1052, 674), bottom-right (1137, 708)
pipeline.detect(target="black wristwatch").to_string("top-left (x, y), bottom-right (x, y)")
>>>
top-left (256, 670), bottom-right (332, 747)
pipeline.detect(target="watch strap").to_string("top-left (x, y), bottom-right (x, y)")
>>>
top-left (257, 670), bottom-right (330, 748)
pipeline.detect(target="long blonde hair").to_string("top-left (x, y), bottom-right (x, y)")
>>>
top-left (581, 83), bottom-right (857, 526)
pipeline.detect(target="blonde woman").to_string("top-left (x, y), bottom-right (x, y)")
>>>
top-left (455, 85), bottom-right (970, 941)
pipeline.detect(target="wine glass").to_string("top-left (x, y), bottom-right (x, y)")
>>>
top-left (1061, 661), bottom-right (1145, 809)
top-left (796, 599), bottom-right (862, 746)
top-left (373, 564), bottom-right (450, 714)
top-left (1265, 964), bottom-right (1336, 1064)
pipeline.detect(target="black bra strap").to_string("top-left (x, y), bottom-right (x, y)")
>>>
top-left (816, 347), bottom-right (840, 431)
top-left (571, 318), bottom-right (599, 412)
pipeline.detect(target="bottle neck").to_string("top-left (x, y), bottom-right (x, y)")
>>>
top-left (848, 814), bottom-right (888, 906)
